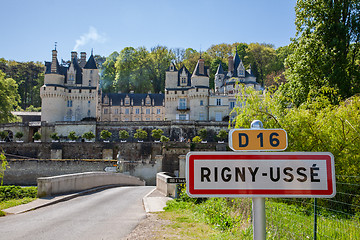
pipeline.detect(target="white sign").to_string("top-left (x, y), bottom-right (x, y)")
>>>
top-left (186, 152), bottom-right (335, 198)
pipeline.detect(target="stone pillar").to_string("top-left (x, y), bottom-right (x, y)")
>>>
top-left (179, 155), bottom-right (186, 178)
top-left (155, 155), bottom-right (163, 172)
top-left (51, 149), bottom-right (62, 159)
top-left (102, 149), bottom-right (113, 160)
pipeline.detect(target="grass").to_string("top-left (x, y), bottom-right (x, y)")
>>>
top-left (156, 197), bottom-right (360, 240)
top-left (0, 186), bottom-right (38, 217)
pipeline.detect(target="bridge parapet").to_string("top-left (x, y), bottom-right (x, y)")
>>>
top-left (37, 172), bottom-right (145, 197)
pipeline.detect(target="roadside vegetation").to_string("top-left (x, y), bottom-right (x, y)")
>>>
top-left (0, 186), bottom-right (37, 216)
top-left (158, 185), bottom-right (360, 239)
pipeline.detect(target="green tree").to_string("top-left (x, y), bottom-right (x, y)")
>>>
top-left (192, 136), bottom-right (202, 143)
top-left (0, 131), bottom-right (8, 141)
top-left (15, 132), bottom-right (23, 141)
top-left (68, 131), bottom-right (78, 141)
top-left (100, 130), bottom-right (112, 141)
top-left (82, 131), bottom-right (95, 141)
top-left (160, 135), bottom-right (169, 143)
top-left (119, 130), bottom-right (129, 140)
top-left (101, 51), bottom-right (119, 93)
top-left (216, 129), bottom-right (228, 142)
top-left (151, 129), bottom-right (164, 140)
top-left (0, 70), bottom-right (19, 123)
top-left (33, 132), bottom-right (41, 141)
top-left (0, 60), bottom-right (44, 109)
top-left (246, 43), bottom-right (277, 86)
top-left (50, 132), bottom-right (60, 141)
top-left (148, 46), bottom-right (175, 93)
top-left (134, 129), bottom-right (148, 141)
top-left (0, 152), bottom-right (8, 185)
top-left (283, 0), bottom-right (360, 106)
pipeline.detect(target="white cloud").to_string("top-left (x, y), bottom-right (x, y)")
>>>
top-left (73, 26), bottom-right (106, 51)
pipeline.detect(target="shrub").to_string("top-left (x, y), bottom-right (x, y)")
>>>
top-left (50, 132), bottom-right (59, 141)
top-left (199, 128), bottom-right (207, 141)
top-left (151, 129), bottom-right (164, 140)
top-left (33, 132), bottom-right (41, 141)
top-left (15, 132), bottom-right (24, 141)
top-left (0, 131), bottom-right (8, 141)
top-left (68, 131), bottom-right (78, 141)
top-left (100, 130), bottom-right (112, 140)
top-left (82, 131), bottom-right (95, 141)
top-left (192, 136), bottom-right (202, 143)
top-left (216, 129), bottom-right (228, 141)
top-left (119, 130), bottom-right (129, 140)
top-left (160, 135), bottom-right (170, 143)
top-left (0, 186), bottom-right (37, 201)
top-left (134, 129), bottom-right (147, 140)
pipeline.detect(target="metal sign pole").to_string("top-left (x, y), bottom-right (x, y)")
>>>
top-left (251, 120), bottom-right (266, 240)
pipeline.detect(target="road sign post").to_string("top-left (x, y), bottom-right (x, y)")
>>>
top-left (186, 120), bottom-right (335, 240)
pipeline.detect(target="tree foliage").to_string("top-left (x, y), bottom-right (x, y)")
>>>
top-left (283, 0), bottom-right (360, 106)
top-left (0, 59), bottom-right (43, 110)
top-left (0, 70), bottom-right (19, 123)
top-left (232, 86), bottom-right (360, 214)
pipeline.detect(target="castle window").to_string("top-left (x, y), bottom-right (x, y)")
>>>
top-left (89, 80), bottom-right (91, 86)
top-left (79, 89), bottom-right (81, 93)
top-left (88, 101), bottom-right (91, 107)
top-left (104, 108), bottom-right (108, 114)
top-left (146, 118), bottom-right (150, 121)
top-left (179, 114), bottom-right (187, 120)
top-left (69, 74), bottom-right (74, 81)
top-left (146, 109), bottom-right (150, 114)
top-left (199, 113), bottom-right (205, 121)
top-left (89, 90), bottom-right (92, 93)
top-left (54, 87), bottom-right (57, 91)
top-left (230, 101), bottom-right (235, 110)
top-left (216, 99), bottom-right (221, 106)
top-left (115, 109), bottom-right (119, 115)
top-left (69, 89), bottom-right (71, 93)
top-left (181, 77), bottom-right (187, 84)
top-left (125, 99), bottom-right (130, 105)
top-left (67, 100), bottom-right (72, 107)
top-left (87, 110), bottom-right (91, 117)
top-left (157, 109), bottom-right (161, 114)
top-left (115, 118), bottom-right (118, 121)
top-left (175, 91), bottom-right (177, 94)
top-left (125, 109), bottom-right (129, 114)
top-left (179, 99), bottom-right (187, 109)
top-left (135, 109), bottom-right (140, 114)
top-left (170, 65), bottom-right (174, 71)
top-left (200, 100), bottom-right (203, 106)
top-left (146, 98), bottom-right (151, 105)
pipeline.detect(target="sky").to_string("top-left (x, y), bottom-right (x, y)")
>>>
top-left (0, 0), bottom-right (297, 63)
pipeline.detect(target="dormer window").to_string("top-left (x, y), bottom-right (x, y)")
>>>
top-left (181, 77), bottom-right (187, 85)
top-left (170, 65), bottom-right (174, 71)
top-left (69, 74), bottom-right (75, 81)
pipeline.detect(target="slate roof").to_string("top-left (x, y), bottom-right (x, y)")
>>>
top-left (215, 63), bottom-right (225, 75)
top-left (70, 57), bottom-right (83, 84)
top-left (192, 60), bottom-right (209, 77)
top-left (84, 54), bottom-right (98, 69)
top-left (177, 66), bottom-right (192, 87)
top-left (102, 93), bottom-right (164, 106)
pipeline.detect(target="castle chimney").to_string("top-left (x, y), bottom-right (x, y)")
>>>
top-left (51, 50), bottom-right (58, 73)
top-left (198, 58), bottom-right (205, 75)
top-left (80, 52), bottom-right (86, 66)
top-left (71, 51), bottom-right (78, 60)
top-left (228, 56), bottom-right (234, 72)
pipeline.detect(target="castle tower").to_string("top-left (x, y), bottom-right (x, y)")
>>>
top-left (40, 49), bottom-right (99, 122)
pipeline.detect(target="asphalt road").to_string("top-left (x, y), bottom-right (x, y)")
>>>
top-left (0, 186), bottom-right (155, 240)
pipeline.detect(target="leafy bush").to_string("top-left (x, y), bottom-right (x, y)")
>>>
top-left (134, 129), bottom-right (147, 140)
top-left (50, 132), bottom-right (59, 141)
top-left (0, 131), bottom-right (8, 141)
top-left (192, 136), bottom-right (202, 143)
top-left (68, 131), bottom-right (78, 141)
top-left (216, 129), bottom-right (228, 141)
top-left (151, 129), bottom-right (164, 140)
top-left (82, 131), bottom-right (95, 141)
top-left (100, 130), bottom-right (112, 140)
top-left (199, 129), bottom-right (207, 141)
top-left (160, 135), bottom-right (170, 143)
top-left (33, 132), bottom-right (41, 141)
top-left (119, 130), bottom-right (129, 140)
top-left (15, 132), bottom-right (23, 140)
top-left (0, 186), bottom-right (37, 201)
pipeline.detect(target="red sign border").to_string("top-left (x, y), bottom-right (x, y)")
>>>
top-left (186, 152), bottom-right (335, 198)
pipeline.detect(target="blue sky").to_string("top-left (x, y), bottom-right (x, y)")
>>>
top-left (1, 0), bottom-right (297, 63)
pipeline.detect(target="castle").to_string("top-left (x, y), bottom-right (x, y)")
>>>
top-left (40, 49), bottom-right (261, 123)
top-left (40, 50), bottom-right (100, 122)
